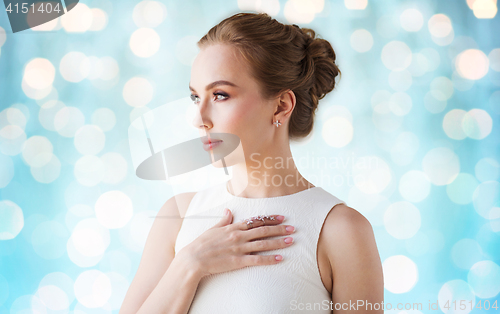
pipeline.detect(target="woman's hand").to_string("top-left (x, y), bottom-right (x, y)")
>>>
top-left (177, 208), bottom-right (295, 278)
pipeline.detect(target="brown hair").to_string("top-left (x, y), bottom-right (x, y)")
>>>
top-left (197, 12), bottom-right (341, 140)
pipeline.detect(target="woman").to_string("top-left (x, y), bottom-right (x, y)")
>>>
top-left (120, 12), bottom-right (383, 314)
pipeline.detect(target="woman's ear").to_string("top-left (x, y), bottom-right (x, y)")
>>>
top-left (274, 89), bottom-right (296, 122)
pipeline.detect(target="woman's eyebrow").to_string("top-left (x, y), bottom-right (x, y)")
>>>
top-left (189, 80), bottom-right (238, 92)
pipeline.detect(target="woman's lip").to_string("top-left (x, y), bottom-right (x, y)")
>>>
top-left (203, 140), bottom-right (223, 151)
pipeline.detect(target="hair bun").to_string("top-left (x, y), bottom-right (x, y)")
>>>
top-left (297, 27), bottom-right (341, 101)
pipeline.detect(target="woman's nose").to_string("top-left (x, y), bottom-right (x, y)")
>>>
top-left (191, 101), bottom-right (212, 130)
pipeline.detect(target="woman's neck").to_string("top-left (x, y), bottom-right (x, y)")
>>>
top-left (227, 151), bottom-right (314, 198)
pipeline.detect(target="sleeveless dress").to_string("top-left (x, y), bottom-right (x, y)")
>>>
top-left (174, 181), bottom-right (346, 314)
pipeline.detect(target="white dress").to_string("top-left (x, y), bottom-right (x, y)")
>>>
top-left (174, 181), bottom-right (346, 313)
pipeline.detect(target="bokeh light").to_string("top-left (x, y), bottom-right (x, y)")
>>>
top-left (0, 1), bottom-right (499, 312)
top-left (383, 255), bottom-right (419, 294)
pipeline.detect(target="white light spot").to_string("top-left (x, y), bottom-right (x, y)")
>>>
top-left (89, 8), bottom-right (108, 31)
top-left (384, 201), bottom-right (421, 239)
top-left (123, 77), bottom-right (154, 108)
top-left (175, 35), bottom-right (200, 66)
top-left (489, 48), bottom-right (500, 71)
top-left (353, 155), bottom-right (392, 194)
top-left (475, 158), bottom-right (500, 182)
top-left (118, 210), bottom-right (156, 252)
top-left (38, 100), bottom-right (65, 131)
top-left (399, 170), bottom-right (430, 203)
top-left (443, 109), bottom-right (468, 140)
top-left (129, 28), bottom-right (161, 58)
top-left (472, 0), bottom-right (498, 19)
top-left (74, 270), bottom-right (112, 308)
top-left (30, 153), bottom-right (61, 183)
top-left (400, 8), bottom-right (424, 32)
top-left (0, 125), bottom-right (26, 156)
top-left (99, 250), bottom-right (132, 277)
top-left (451, 239), bottom-right (483, 270)
top-left (74, 125), bottom-right (105, 155)
top-left (23, 58), bottom-right (55, 90)
top-left (344, 0), bottom-right (368, 10)
top-left (424, 91), bottom-right (447, 114)
top-left (430, 76), bottom-right (454, 101)
top-left (133, 1), bottom-right (167, 28)
top-left (0, 200), bottom-right (24, 240)
top-left (383, 255), bottom-right (418, 293)
top-left (22, 136), bottom-right (53, 167)
top-left (59, 51), bottom-right (91, 83)
top-left (99, 56), bottom-right (120, 81)
top-left (0, 26), bottom-right (6, 48)
top-left (61, 3), bottom-right (93, 33)
top-left (0, 107), bottom-right (27, 130)
top-left (438, 279), bottom-right (475, 314)
top-left (456, 49), bottom-right (489, 80)
top-left (408, 52), bottom-right (429, 77)
top-left (422, 147), bottom-right (460, 186)
top-left (38, 272), bottom-right (75, 306)
top-left (283, 0), bottom-right (315, 24)
top-left (54, 106), bottom-right (85, 138)
top-left (0, 152), bottom-right (14, 188)
top-left (70, 218), bottom-right (110, 257)
top-left (36, 285), bottom-right (69, 311)
top-left (377, 15), bottom-right (399, 38)
top-left (95, 191), bottom-right (133, 229)
top-left (467, 260), bottom-right (500, 298)
top-left (381, 41), bottom-right (412, 71)
top-left (472, 181), bottom-right (499, 219)
top-left (74, 155), bottom-right (105, 186)
top-left (105, 272), bottom-right (129, 310)
top-left (389, 92), bottom-right (412, 116)
top-left (100, 153), bottom-right (128, 184)
top-left (428, 14), bottom-right (453, 38)
top-left (446, 173), bottom-right (479, 205)
top-left (350, 29), bottom-right (373, 53)
top-left (321, 116), bottom-right (353, 148)
top-left (462, 108), bottom-right (492, 139)
top-left (91, 108), bottom-right (116, 132)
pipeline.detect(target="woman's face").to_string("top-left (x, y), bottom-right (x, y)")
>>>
top-left (189, 43), bottom-right (278, 166)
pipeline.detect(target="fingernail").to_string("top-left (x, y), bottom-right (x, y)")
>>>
top-left (275, 255), bottom-right (283, 261)
top-left (276, 215), bottom-right (285, 221)
top-left (286, 226), bottom-right (294, 232)
top-left (284, 237), bottom-right (293, 244)
top-left (224, 208), bottom-right (229, 215)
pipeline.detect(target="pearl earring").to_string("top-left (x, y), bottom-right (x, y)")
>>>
top-left (273, 120), bottom-right (281, 127)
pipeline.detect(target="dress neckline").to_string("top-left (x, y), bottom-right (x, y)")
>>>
top-left (221, 181), bottom-right (320, 200)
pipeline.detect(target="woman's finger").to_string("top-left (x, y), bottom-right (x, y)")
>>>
top-left (234, 214), bottom-right (285, 230)
top-left (242, 224), bottom-right (294, 241)
top-left (210, 208), bottom-right (233, 229)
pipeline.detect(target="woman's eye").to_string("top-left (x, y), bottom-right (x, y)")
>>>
top-left (190, 94), bottom-right (200, 104)
top-left (190, 93), bottom-right (228, 104)
top-left (214, 92), bottom-right (228, 100)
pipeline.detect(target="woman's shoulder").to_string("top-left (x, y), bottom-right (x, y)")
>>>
top-left (320, 203), bottom-right (379, 277)
top-left (159, 191), bottom-right (198, 219)
top-left (321, 204), bottom-right (374, 248)
top-left (319, 204), bottom-right (384, 307)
